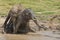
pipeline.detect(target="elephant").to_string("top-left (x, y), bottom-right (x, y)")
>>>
top-left (13, 8), bottom-right (42, 34)
top-left (2, 4), bottom-right (24, 33)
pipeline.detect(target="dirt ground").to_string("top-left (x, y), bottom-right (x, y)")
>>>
top-left (0, 17), bottom-right (60, 40)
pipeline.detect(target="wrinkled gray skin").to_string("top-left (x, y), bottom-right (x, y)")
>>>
top-left (13, 8), bottom-right (41, 34)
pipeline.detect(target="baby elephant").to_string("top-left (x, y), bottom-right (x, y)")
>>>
top-left (2, 4), bottom-right (24, 34)
top-left (14, 8), bottom-right (42, 34)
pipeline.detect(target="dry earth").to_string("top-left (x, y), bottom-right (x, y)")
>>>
top-left (0, 17), bottom-right (60, 40)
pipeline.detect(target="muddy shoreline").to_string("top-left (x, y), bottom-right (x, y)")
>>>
top-left (0, 17), bottom-right (60, 40)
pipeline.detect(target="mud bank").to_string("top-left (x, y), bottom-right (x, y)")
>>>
top-left (0, 31), bottom-right (60, 40)
top-left (0, 16), bottom-right (60, 40)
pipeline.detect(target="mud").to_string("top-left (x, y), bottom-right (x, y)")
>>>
top-left (0, 31), bottom-right (60, 40)
top-left (0, 17), bottom-right (60, 40)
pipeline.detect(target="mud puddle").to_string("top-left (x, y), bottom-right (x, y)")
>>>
top-left (0, 17), bottom-right (60, 40)
top-left (0, 31), bottom-right (60, 40)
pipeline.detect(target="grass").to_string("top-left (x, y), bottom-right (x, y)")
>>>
top-left (0, 0), bottom-right (60, 21)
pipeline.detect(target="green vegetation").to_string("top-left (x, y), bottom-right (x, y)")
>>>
top-left (0, 0), bottom-right (60, 16)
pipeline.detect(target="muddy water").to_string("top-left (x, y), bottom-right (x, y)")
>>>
top-left (0, 31), bottom-right (60, 40)
top-left (0, 17), bottom-right (60, 40)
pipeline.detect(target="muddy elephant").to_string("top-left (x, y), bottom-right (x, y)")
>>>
top-left (2, 4), bottom-right (45, 34)
top-left (2, 4), bottom-right (24, 33)
top-left (13, 8), bottom-right (43, 34)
